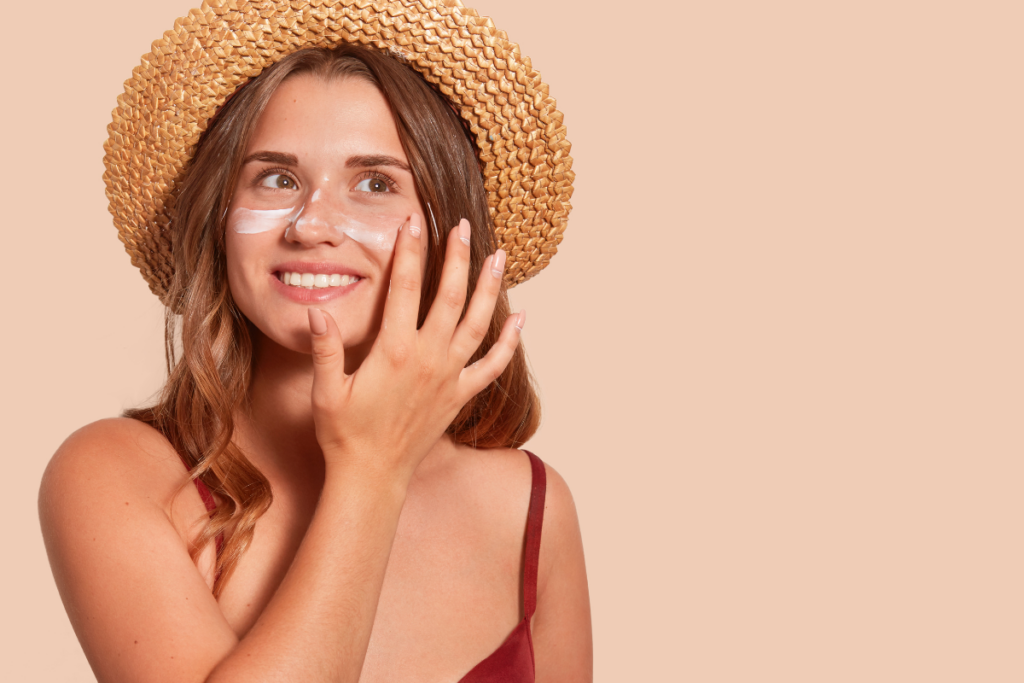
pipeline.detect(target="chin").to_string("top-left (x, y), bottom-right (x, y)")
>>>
top-left (233, 273), bottom-right (384, 358)
top-left (250, 308), bottom-right (378, 358)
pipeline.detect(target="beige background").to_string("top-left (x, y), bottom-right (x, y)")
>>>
top-left (3, 0), bottom-right (1022, 680)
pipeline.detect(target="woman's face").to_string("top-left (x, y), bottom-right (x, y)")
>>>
top-left (225, 73), bottom-right (427, 362)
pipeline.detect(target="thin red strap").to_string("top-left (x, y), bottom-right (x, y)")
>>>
top-left (177, 454), bottom-right (224, 557)
top-left (522, 450), bottom-right (546, 620)
top-left (193, 477), bottom-right (217, 513)
top-left (192, 478), bottom-right (224, 557)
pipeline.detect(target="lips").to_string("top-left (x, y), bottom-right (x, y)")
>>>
top-left (271, 261), bottom-right (362, 277)
top-left (269, 271), bottom-right (360, 302)
top-left (269, 262), bottom-right (364, 303)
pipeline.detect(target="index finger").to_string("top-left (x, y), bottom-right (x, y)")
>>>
top-left (449, 248), bottom-right (506, 364)
top-left (381, 213), bottom-right (424, 343)
top-left (421, 218), bottom-right (471, 339)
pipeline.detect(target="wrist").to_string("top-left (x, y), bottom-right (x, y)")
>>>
top-left (322, 452), bottom-right (414, 498)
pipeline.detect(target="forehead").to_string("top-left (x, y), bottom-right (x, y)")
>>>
top-left (246, 74), bottom-right (405, 161)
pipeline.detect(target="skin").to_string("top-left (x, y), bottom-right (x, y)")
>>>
top-left (38, 74), bottom-right (592, 683)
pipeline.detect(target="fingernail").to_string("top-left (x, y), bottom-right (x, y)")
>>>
top-left (515, 309), bottom-right (526, 332)
top-left (308, 308), bottom-right (327, 336)
top-left (491, 248), bottom-right (507, 278)
top-left (408, 214), bottom-right (422, 238)
top-left (458, 218), bottom-right (471, 246)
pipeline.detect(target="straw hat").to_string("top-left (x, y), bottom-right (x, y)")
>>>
top-left (103, 0), bottom-right (574, 304)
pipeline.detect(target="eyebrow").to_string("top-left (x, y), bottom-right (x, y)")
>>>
top-left (241, 151), bottom-right (411, 173)
top-left (242, 151), bottom-right (298, 166)
top-left (346, 154), bottom-right (411, 173)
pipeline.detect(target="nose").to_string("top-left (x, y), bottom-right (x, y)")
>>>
top-left (285, 187), bottom-right (347, 248)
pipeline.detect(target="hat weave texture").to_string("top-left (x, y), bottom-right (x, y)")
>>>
top-left (103, 0), bottom-right (574, 304)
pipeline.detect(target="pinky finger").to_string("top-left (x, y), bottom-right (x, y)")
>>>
top-left (457, 310), bottom-right (525, 399)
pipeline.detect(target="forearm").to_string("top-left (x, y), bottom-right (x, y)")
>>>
top-left (206, 465), bottom-right (407, 683)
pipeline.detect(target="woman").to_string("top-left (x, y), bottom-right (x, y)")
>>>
top-left (38, 2), bottom-right (591, 682)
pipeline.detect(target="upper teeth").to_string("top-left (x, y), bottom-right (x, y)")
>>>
top-left (280, 272), bottom-right (359, 288)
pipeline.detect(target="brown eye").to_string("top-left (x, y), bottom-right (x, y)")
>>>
top-left (355, 177), bottom-right (390, 193)
top-left (259, 173), bottom-right (297, 190)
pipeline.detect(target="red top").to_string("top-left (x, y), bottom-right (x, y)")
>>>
top-left (189, 449), bottom-right (547, 682)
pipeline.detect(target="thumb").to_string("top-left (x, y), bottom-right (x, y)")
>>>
top-left (308, 307), bottom-right (346, 419)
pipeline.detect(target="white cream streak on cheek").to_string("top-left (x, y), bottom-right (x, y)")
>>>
top-left (341, 225), bottom-right (399, 251)
top-left (230, 207), bottom-right (298, 234)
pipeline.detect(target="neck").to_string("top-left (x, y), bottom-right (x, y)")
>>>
top-left (238, 332), bottom-right (325, 489)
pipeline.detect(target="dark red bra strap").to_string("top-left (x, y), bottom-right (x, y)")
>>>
top-left (193, 477), bottom-right (217, 513)
top-left (522, 450), bottom-right (547, 620)
top-left (177, 454), bottom-right (224, 556)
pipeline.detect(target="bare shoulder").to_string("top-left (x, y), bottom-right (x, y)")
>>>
top-left (525, 455), bottom-right (584, 595)
top-left (459, 446), bottom-right (592, 681)
top-left (45, 416), bottom-right (179, 470)
top-left (500, 450), bottom-right (592, 683)
top-left (38, 418), bottom-right (237, 681)
top-left (38, 417), bottom-right (210, 569)
top-left (534, 455), bottom-right (579, 548)
top-left (447, 444), bottom-right (582, 565)
top-left (40, 417), bottom-right (188, 515)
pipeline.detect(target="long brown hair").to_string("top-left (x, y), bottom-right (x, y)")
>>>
top-left (125, 44), bottom-right (540, 595)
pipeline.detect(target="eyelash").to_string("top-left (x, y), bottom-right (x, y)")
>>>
top-left (251, 168), bottom-right (400, 193)
top-left (355, 170), bottom-right (399, 194)
top-left (252, 167), bottom-right (298, 190)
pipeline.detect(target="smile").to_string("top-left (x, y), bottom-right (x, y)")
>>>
top-left (278, 272), bottom-right (362, 289)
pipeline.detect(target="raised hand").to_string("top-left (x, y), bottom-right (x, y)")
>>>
top-left (307, 213), bottom-right (524, 483)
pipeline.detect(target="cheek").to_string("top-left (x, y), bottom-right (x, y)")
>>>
top-left (224, 231), bottom-right (245, 285)
top-left (224, 230), bottom-right (271, 302)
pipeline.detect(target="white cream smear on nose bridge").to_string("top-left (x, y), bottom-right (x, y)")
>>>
top-left (230, 205), bottom-right (399, 250)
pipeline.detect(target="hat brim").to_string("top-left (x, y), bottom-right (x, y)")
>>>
top-left (103, 0), bottom-right (574, 304)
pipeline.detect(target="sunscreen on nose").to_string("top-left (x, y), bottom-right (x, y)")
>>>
top-left (289, 208), bottom-right (399, 250)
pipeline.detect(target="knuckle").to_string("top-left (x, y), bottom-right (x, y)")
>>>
top-left (486, 363), bottom-right (502, 383)
top-left (470, 361), bottom-right (499, 386)
top-left (387, 341), bottom-right (411, 365)
top-left (441, 287), bottom-right (465, 311)
top-left (395, 276), bottom-right (419, 293)
top-left (311, 345), bottom-right (340, 366)
top-left (310, 390), bottom-right (335, 414)
top-left (464, 320), bottom-right (489, 343)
